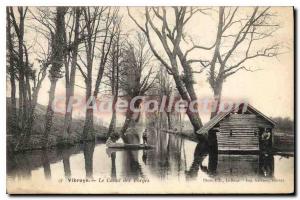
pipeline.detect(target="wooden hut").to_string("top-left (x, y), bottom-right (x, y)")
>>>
top-left (198, 104), bottom-right (276, 152)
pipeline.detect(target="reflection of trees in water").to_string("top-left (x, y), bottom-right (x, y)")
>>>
top-left (187, 140), bottom-right (219, 179)
top-left (6, 132), bottom-right (275, 182)
top-left (62, 155), bottom-right (71, 178)
top-left (56, 147), bottom-right (73, 178)
top-left (122, 150), bottom-right (144, 179)
top-left (146, 128), bottom-right (186, 179)
top-left (111, 152), bottom-right (116, 179)
top-left (7, 151), bottom-right (32, 180)
top-left (147, 117), bottom-right (275, 180)
top-left (185, 141), bottom-right (210, 180)
top-left (185, 143), bottom-right (274, 179)
top-left (41, 150), bottom-right (51, 179)
top-left (83, 142), bottom-right (95, 178)
top-left (121, 129), bottom-right (145, 179)
top-left (167, 134), bottom-right (186, 176)
top-left (7, 144), bottom-right (83, 180)
top-left (7, 150), bottom-right (52, 180)
top-left (146, 128), bottom-right (169, 179)
top-left (107, 150), bottom-right (145, 179)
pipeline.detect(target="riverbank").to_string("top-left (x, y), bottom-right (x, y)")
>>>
top-left (7, 100), bottom-right (108, 152)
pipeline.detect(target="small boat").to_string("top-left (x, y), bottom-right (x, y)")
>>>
top-left (106, 143), bottom-right (154, 150)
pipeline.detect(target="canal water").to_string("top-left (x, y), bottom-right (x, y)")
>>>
top-left (7, 127), bottom-right (294, 193)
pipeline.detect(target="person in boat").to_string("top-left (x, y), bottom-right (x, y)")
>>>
top-left (142, 128), bottom-right (148, 145)
top-left (106, 137), bottom-right (114, 146)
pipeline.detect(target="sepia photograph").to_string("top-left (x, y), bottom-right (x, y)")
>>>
top-left (5, 5), bottom-right (294, 194)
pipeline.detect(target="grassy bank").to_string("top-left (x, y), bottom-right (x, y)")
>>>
top-left (7, 99), bottom-right (108, 152)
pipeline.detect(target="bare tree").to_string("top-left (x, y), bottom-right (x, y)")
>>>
top-left (105, 19), bottom-right (123, 138)
top-left (6, 8), bottom-right (18, 135)
top-left (128, 7), bottom-right (214, 133)
top-left (8, 7), bottom-right (50, 150)
top-left (63, 8), bottom-right (83, 136)
top-left (20, 44), bottom-right (50, 149)
top-left (206, 7), bottom-right (280, 118)
top-left (9, 7), bottom-right (29, 131)
top-left (157, 66), bottom-right (174, 130)
top-left (43, 7), bottom-right (67, 147)
top-left (77, 7), bottom-right (119, 141)
top-left (118, 33), bottom-right (157, 143)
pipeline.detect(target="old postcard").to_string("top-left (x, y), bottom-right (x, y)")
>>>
top-left (6, 6), bottom-right (294, 194)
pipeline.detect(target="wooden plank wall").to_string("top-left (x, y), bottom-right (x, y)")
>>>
top-left (216, 154), bottom-right (259, 176)
top-left (217, 114), bottom-right (260, 151)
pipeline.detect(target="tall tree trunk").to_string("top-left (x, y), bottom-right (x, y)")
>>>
top-left (185, 82), bottom-right (202, 123)
top-left (18, 80), bottom-right (23, 127)
top-left (209, 8), bottom-right (224, 119)
top-left (43, 78), bottom-right (58, 147)
top-left (83, 78), bottom-right (94, 141)
top-left (172, 72), bottom-right (202, 132)
top-left (120, 113), bottom-right (133, 144)
top-left (43, 7), bottom-right (66, 148)
top-left (21, 73), bottom-right (46, 149)
top-left (15, 8), bottom-right (26, 131)
top-left (83, 61), bottom-right (105, 141)
top-left (119, 98), bottom-right (142, 143)
top-left (166, 112), bottom-right (172, 130)
top-left (82, 25), bottom-right (96, 141)
top-left (107, 47), bottom-right (119, 138)
top-left (108, 108), bottom-right (116, 136)
top-left (25, 73), bottom-right (32, 116)
top-left (210, 81), bottom-right (223, 119)
top-left (83, 108), bottom-right (94, 141)
top-left (63, 8), bottom-right (81, 135)
top-left (177, 51), bottom-right (203, 132)
top-left (6, 8), bottom-right (18, 136)
top-left (9, 74), bottom-right (17, 132)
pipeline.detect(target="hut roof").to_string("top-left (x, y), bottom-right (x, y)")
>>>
top-left (197, 104), bottom-right (276, 135)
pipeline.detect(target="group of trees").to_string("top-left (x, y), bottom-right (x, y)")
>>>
top-left (271, 117), bottom-right (294, 132)
top-left (129, 7), bottom-right (280, 134)
top-left (7, 7), bottom-right (51, 150)
top-left (7, 6), bottom-right (281, 150)
top-left (7, 7), bottom-right (124, 149)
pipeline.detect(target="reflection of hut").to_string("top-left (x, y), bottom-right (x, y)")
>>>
top-left (217, 154), bottom-right (259, 177)
top-left (216, 154), bottom-right (274, 177)
top-left (198, 104), bottom-right (275, 152)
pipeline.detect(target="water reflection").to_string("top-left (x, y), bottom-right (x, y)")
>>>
top-left (185, 142), bottom-right (209, 180)
top-left (184, 145), bottom-right (274, 180)
top-left (41, 150), bottom-right (51, 180)
top-left (122, 151), bottom-right (144, 178)
top-left (6, 128), bottom-right (289, 183)
top-left (259, 154), bottom-right (274, 177)
top-left (83, 142), bottom-right (95, 178)
top-left (111, 152), bottom-right (116, 179)
top-left (57, 147), bottom-right (71, 178)
top-left (146, 128), bottom-right (276, 180)
top-left (7, 151), bottom-right (32, 180)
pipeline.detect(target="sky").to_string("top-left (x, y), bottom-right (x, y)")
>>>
top-left (6, 6), bottom-right (294, 125)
